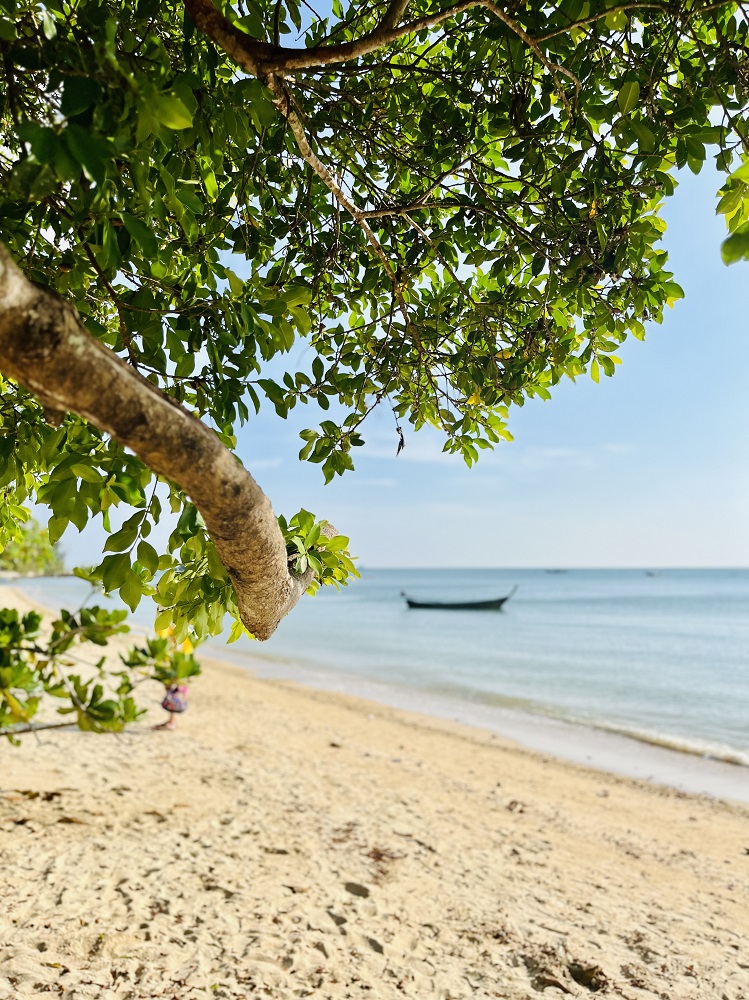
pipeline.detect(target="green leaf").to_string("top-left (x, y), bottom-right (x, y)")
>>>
top-left (154, 609), bottom-right (173, 632)
top-left (61, 77), bottom-right (101, 118)
top-left (104, 517), bottom-right (141, 552)
top-left (617, 80), bottom-right (641, 116)
top-left (47, 516), bottom-right (68, 546)
top-left (64, 125), bottom-right (107, 185)
top-left (721, 227), bottom-right (749, 265)
top-left (323, 534), bottom-right (350, 552)
top-left (730, 162), bottom-right (749, 184)
top-left (21, 124), bottom-right (57, 164)
top-left (121, 214), bottom-right (159, 258)
top-left (226, 269), bottom-right (244, 296)
top-left (662, 280), bottom-right (685, 307)
top-left (42, 10), bottom-right (57, 38)
top-left (151, 94), bottom-right (194, 130)
top-left (120, 570), bottom-right (144, 612)
top-left (137, 540), bottom-right (159, 575)
top-left (100, 553), bottom-right (131, 592)
top-left (227, 619), bottom-right (246, 644)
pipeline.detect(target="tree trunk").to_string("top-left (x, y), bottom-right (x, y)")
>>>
top-left (0, 243), bottom-right (310, 640)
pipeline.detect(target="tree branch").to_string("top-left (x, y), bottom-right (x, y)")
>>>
top-left (0, 244), bottom-right (313, 641)
top-left (186, 0), bottom-right (433, 340)
top-left (378, 0), bottom-right (411, 31)
top-left (184, 0), bottom-right (581, 92)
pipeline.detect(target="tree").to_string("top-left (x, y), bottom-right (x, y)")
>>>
top-left (0, 516), bottom-right (64, 575)
top-left (0, 0), bottom-right (748, 656)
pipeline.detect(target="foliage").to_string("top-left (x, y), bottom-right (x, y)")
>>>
top-left (0, 0), bottom-right (747, 660)
top-left (718, 160), bottom-right (749, 264)
top-left (0, 515), bottom-right (64, 575)
top-left (0, 603), bottom-right (202, 740)
top-left (121, 633), bottom-right (202, 686)
top-left (278, 509), bottom-right (359, 595)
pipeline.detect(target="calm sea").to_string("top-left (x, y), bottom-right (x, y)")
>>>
top-left (13, 568), bottom-right (749, 769)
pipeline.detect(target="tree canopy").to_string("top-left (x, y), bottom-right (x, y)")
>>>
top-left (0, 0), bottom-right (748, 664)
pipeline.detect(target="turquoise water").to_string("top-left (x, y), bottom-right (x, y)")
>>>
top-left (12, 568), bottom-right (749, 766)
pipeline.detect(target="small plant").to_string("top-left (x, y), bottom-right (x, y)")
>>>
top-left (0, 603), bottom-right (201, 741)
top-left (122, 632), bottom-right (202, 687)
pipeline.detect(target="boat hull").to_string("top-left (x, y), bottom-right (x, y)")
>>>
top-left (403, 593), bottom-right (514, 611)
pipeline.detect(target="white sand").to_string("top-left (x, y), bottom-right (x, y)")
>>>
top-left (1, 586), bottom-right (748, 999)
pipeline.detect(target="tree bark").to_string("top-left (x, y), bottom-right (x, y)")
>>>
top-left (0, 244), bottom-right (313, 640)
top-left (184, 0), bottom-right (582, 91)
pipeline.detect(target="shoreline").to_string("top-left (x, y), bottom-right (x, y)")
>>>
top-left (209, 644), bottom-right (749, 805)
top-left (3, 580), bottom-right (747, 804)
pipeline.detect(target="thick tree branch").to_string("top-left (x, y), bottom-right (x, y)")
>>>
top-left (0, 244), bottom-right (313, 641)
top-left (184, 0), bottom-right (580, 91)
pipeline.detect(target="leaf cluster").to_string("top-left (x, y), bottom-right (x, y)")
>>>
top-left (278, 507), bottom-right (359, 595)
top-left (0, 603), bottom-right (139, 739)
top-left (0, 598), bottom-right (204, 739)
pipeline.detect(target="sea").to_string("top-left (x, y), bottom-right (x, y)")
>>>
top-left (11, 568), bottom-right (749, 799)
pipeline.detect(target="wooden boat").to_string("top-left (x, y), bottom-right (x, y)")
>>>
top-left (401, 585), bottom-right (517, 611)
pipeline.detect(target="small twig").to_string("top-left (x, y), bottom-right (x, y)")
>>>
top-left (0, 721), bottom-right (75, 737)
top-left (79, 238), bottom-right (140, 367)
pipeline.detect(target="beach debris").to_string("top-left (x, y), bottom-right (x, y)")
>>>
top-left (331, 821), bottom-right (357, 844)
top-left (568, 961), bottom-right (608, 992)
top-left (393, 831), bottom-right (437, 853)
top-left (366, 845), bottom-right (404, 883)
top-left (344, 881), bottom-right (370, 898)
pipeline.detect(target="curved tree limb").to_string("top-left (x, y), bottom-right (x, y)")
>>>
top-left (184, 0), bottom-right (581, 92)
top-left (0, 244), bottom-right (315, 641)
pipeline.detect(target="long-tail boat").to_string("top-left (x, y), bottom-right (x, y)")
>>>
top-left (401, 585), bottom-right (517, 610)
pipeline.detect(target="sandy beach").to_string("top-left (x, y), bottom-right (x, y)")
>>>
top-left (1, 586), bottom-right (748, 999)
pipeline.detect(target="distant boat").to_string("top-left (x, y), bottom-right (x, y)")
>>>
top-left (401, 585), bottom-right (517, 611)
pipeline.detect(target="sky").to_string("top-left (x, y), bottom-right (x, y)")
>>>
top-left (64, 163), bottom-right (748, 570)
top-left (230, 165), bottom-right (749, 569)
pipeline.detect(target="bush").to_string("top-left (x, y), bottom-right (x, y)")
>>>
top-left (0, 518), bottom-right (64, 576)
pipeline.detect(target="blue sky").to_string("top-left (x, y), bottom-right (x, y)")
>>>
top-left (64, 164), bottom-right (747, 569)
top-left (233, 165), bottom-right (748, 568)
